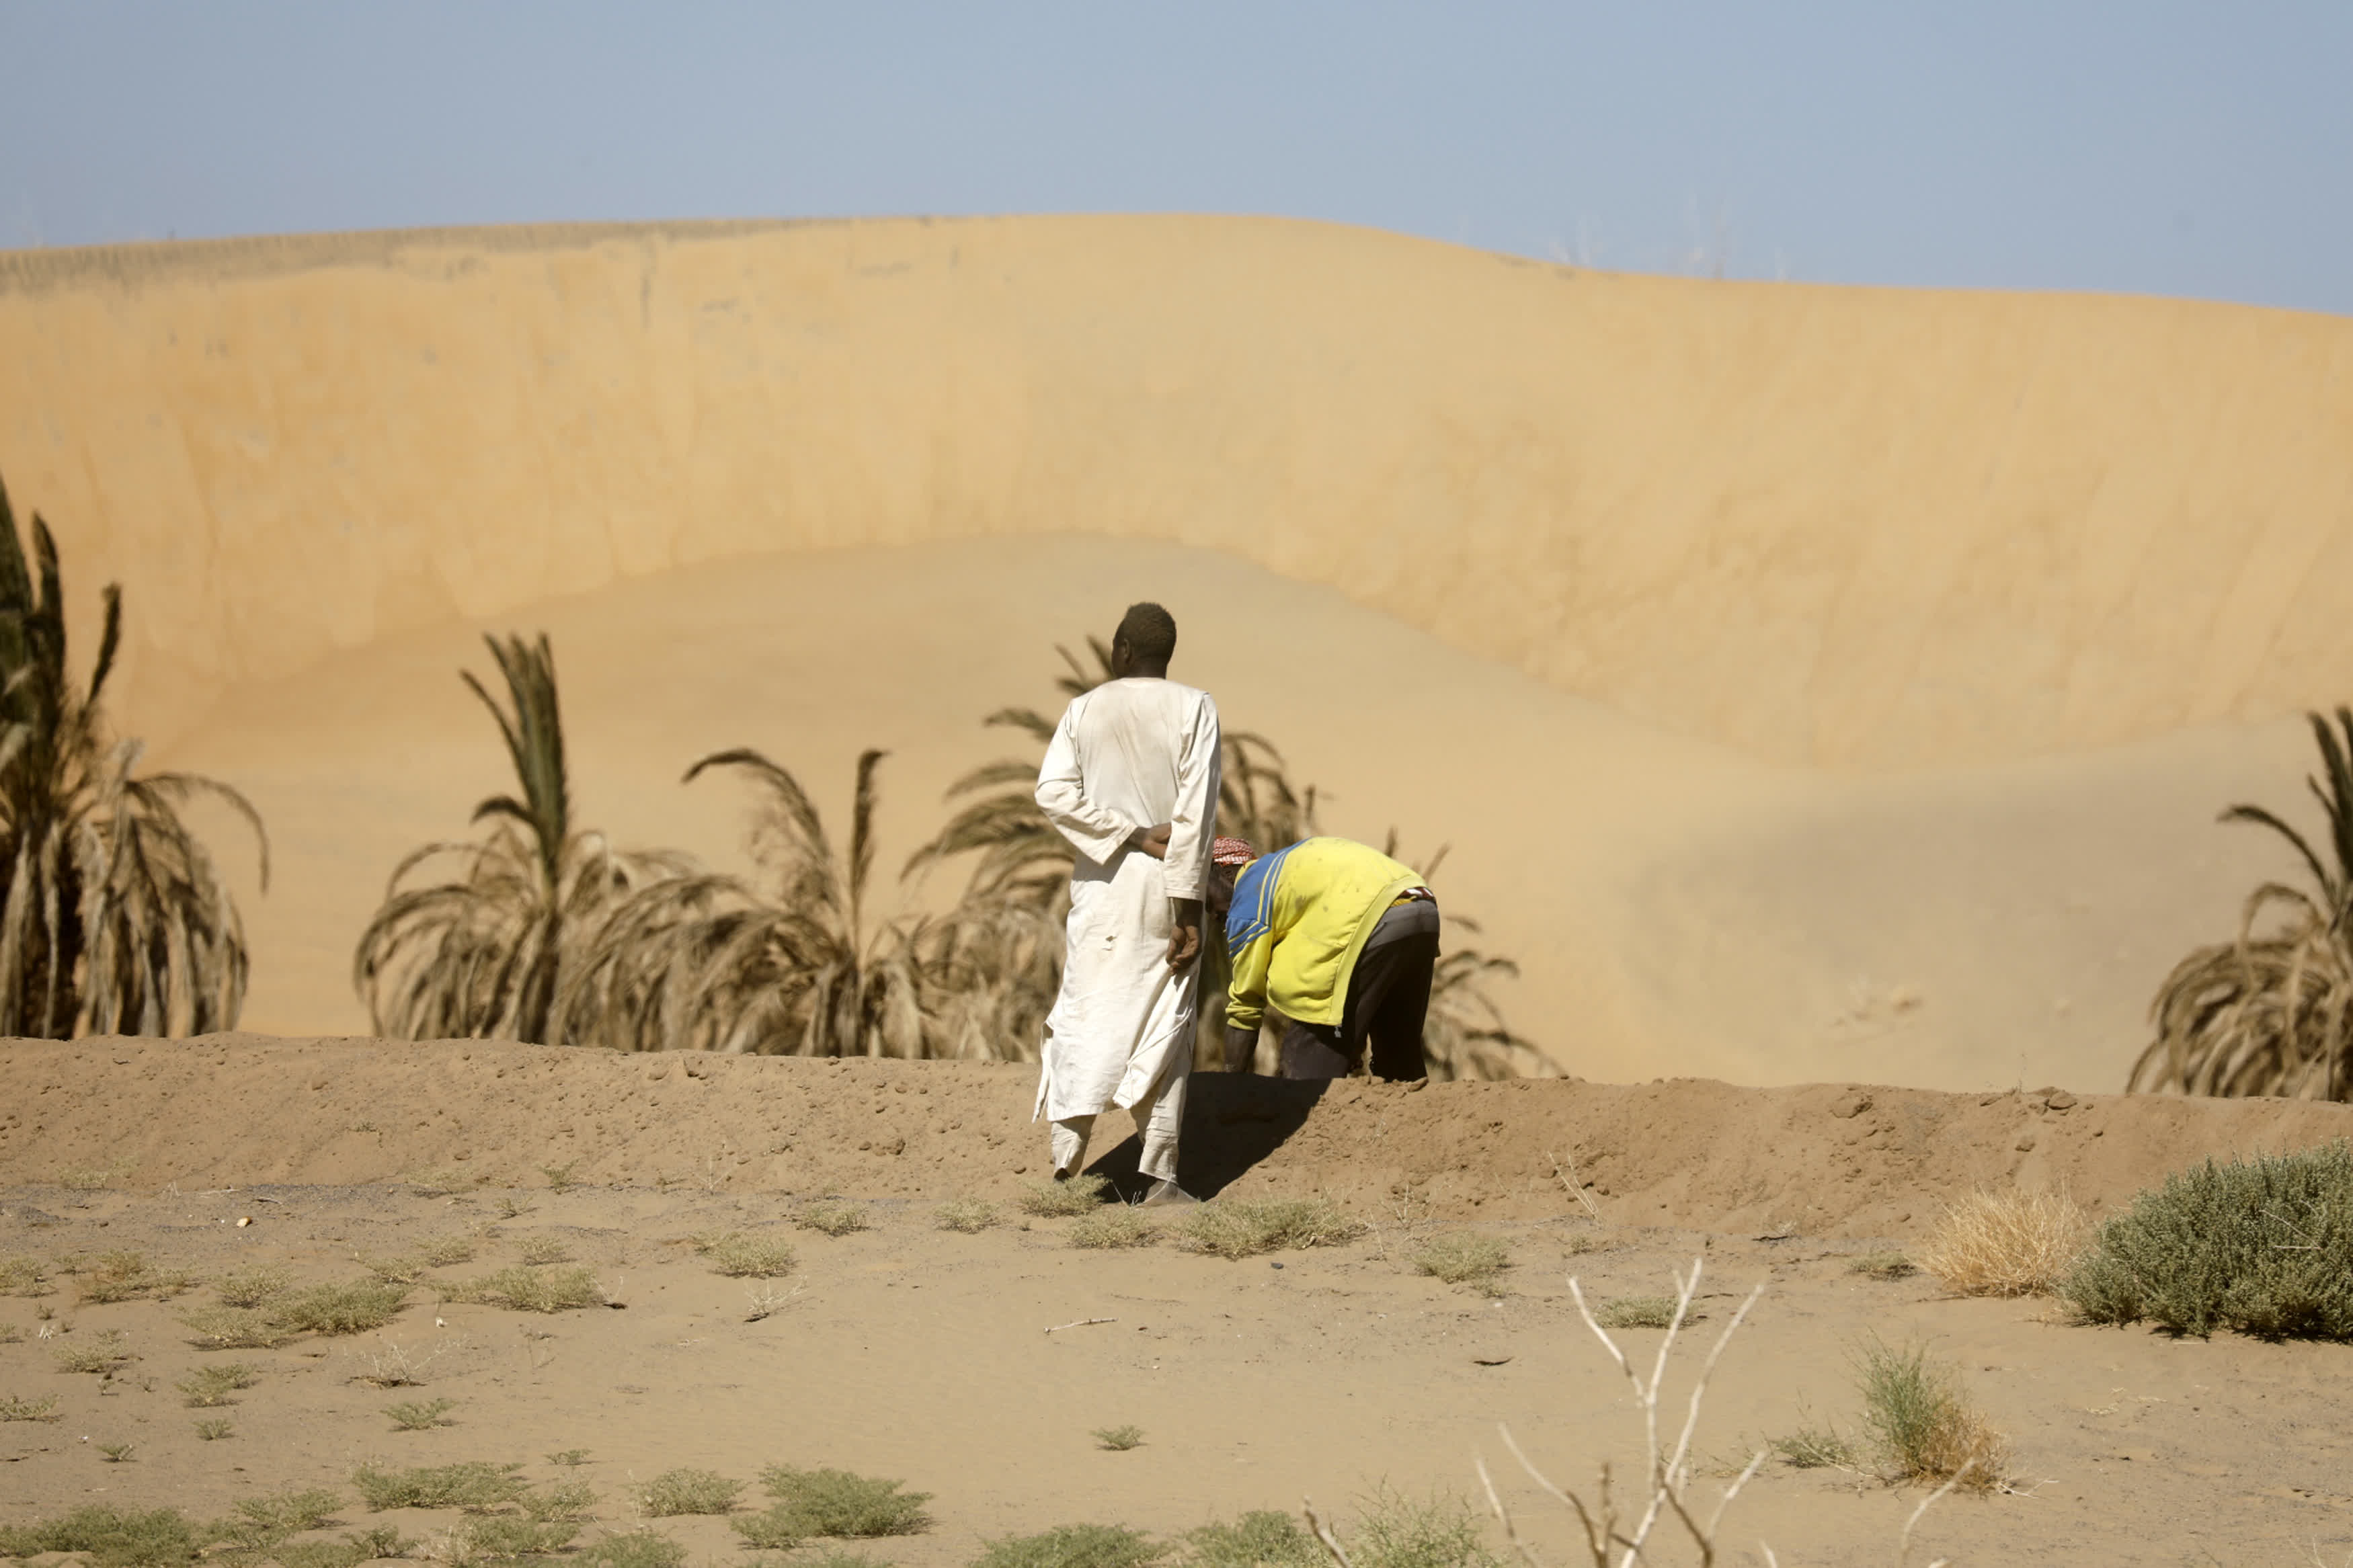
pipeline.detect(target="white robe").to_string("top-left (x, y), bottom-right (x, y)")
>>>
top-left (1031, 678), bottom-right (1222, 1138)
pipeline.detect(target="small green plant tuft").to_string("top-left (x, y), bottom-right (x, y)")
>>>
top-left (573, 1529), bottom-right (687, 1568)
top-left (749, 1465), bottom-right (932, 1538)
top-left (235, 1488), bottom-right (344, 1535)
top-left (542, 1161), bottom-right (580, 1193)
top-left (2062, 1141), bottom-right (2353, 1339)
top-left (514, 1235), bottom-right (571, 1266)
top-left (972, 1523), bottom-right (1165, 1568)
top-left (357, 1253), bottom-right (426, 1285)
top-left (54, 1329), bottom-right (135, 1373)
top-left (352, 1460), bottom-right (529, 1512)
top-left (547, 1448), bottom-right (591, 1467)
top-left (272, 1279), bottom-right (411, 1335)
top-left (386, 1396), bottom-right (457, 1430)
top-left (0, 1255), bottom-right (53, 1295)
top-left (419, 1235), bottom-right (477, 1267)
top-left (520, 1480), bottom-right (598, 1524)
top-left (177, 1305), bottom-right (296, 1350)
top-left (635, 1467), bottom-right (744, 1517)
top-left (444, 1264), bottom-right (601, 1313)
top-left (194, 1418), bottom-right (235, 1440)
top-left (936, 1196), bottom-right (998, 1233)
top-left (95, 1440), bottom-right (135, 1462)
top-left (76, 1250), bottom-right (194, 1304)
top-left (795, 1201), bottom-right (871, 1237)
top-left (1, 1392), bottom-right (63, 1421)
top-left (213, 1266), bottom-right (292, 1308)
top-left (1182, 1512), bottom-right (1321, 1568)
top-left (178, 1362), bottom-right (260, 1407)
top-left (1178, 1197), bottom-right (1366, 1260)
top-left (1091, 1425), bottom-right (1145, 1452)
top-left (1344, 1486), bottom-right (1500, 1568)
top-left (1410, 1234), bottom-right (1511, 1293)
top-left (1848, 1251), bottom-right (1916, 1280)
top-left (1855, 1336), bottom-right (2005, 1491)
top-left (56, 1164), bottom-right (130, 1192)
top-left (1019, 1173), bottom-right (1109, 1217)
top-left (1767, 1423), bottom-right (1860, 1469)
top-left (0, 1503), bottom-right (206, 1566)
top-left (1068, 1206), bottom-right (1156, 1250)
top-left (694, 1232), bottom-right (797, 1279)
top-left (1592, 1295), bottom-right (1684, 1330)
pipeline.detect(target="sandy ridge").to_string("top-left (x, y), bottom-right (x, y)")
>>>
top-left (5, 1034), bottom-right (2347, 1239)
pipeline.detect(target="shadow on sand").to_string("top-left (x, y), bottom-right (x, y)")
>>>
top-left (1082, 1071), bottom-right (1330, 1202)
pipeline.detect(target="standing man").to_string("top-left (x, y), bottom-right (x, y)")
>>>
top-left (1031, 602), bottom-right (1221, 1205)
top-left (1213, 836), bottom-right (1440, 1082)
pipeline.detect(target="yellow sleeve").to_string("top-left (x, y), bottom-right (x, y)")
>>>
top-left (1223, 926), bottom-right (1273, 1033)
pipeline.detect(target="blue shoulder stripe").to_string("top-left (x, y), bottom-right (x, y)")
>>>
top-left (1224, 843), bottom-right (1298, 961)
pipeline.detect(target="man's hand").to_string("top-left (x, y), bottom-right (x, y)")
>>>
top-left (1224, 1025), bottom-right (1260, 1075)
top-left (1167, 897), bottom-right (1203, 968)
top-left (1130, 823), bottom-right (1172, 860)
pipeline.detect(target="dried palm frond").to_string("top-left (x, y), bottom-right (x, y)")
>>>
top-left (555, 748), bottom-right (933, 1056)
top-left (354, 634), bottom-right (686, 1044)
top-left (2133, 708), bottom-right (2353, 1100)
top-left (0, 472), bottom-right (266, 1037)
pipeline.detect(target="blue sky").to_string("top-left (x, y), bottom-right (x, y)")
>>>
top-left (3, 2), bottom-right (2348, 315)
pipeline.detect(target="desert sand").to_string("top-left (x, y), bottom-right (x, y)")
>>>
top-left (4, 1037), bottom-right (2353, 1565)
top-left (6, 215), bottom-right (2353, 1089)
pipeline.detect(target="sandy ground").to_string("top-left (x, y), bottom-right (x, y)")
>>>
top-left (3, 1037), bottom-right (2352, 1567)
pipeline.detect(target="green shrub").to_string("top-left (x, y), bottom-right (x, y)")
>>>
top-left (1181, 1512), bottom-right (1322, 1568)
top-left (752, 1464), bottom-right (932, 1537)
top-left (1591, 1295), bottom-right (1682, 1330)
top-left (1345, 1487), bottom-right (1499, 1568)
top-left (1068, 1207), bottom-right (1156, 1249)
top-left (418, 1235), bottom-right (477, 1267)
top-left (273, 1280), bottom-right (409, 1335)
top-left (1855, 1337), bottom-right (2005, 1490)
top-left (1178, 1198), bottom-right (1365, 1260)
top-left (973, 1524), bottom-right (1165, 1568)
top-left (385, 1397), bottom-right (456, 1430)
top-left (1019, 1174), bottom-right (1109, 1218)
top-left (446, 1264), bottom-right (601, 1312)
top-left (194, 1418), bottom-right (234, 1440)
top-left (573, 1530), bottom-right (686, 1568)
top-left (635, 1467), bottom-right (744, 1516)
top-left (2061, 1141), bottom-right (2353, 1339)
top-left (0, 1392), bottom-right (61, 1421)
top-left (1092, 1424), bottom-right (1144, 1452)
top-left (695, 1232), bottom-right (797, 1279)
top-left (352, 1460), bottom-right (529, 1512)
top-left (1767, 1423), bottom-right (1860, 1469)
top-left (731, 1512), bottom-right (804, 1551)
top-left (213, 1266), bottom-right (292, 1308)
top-left (796, 1202), bottom-right (871, 1237)
top-left (0, 1505), bottom-right (206, 1567)
top-left (179, 1305), bottom-right (296, 1350)
top-left (0, 1254), bottom-right (52, 1295)
top-left (232, 1488), bottom-right (344, 1536)
top-left (180, 1362), bottom-right (261, 1407)
top-left (515, 1235), bottom-right (571, 1265)
top-left (53, 1329), bottom-right (135, 1373)
top-left (456, 1517), bottom-right (581, 1560)
top-left (521, 1481), bottom-right (598, 1524)
top-left (75, 1251), bottom-right (194, 1304)
top-left (936, 1197), bottom-right (998, 1233)
top-left (1410, 1235), bottom-right (1511, 1292)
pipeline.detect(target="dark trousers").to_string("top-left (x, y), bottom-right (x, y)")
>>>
top-left (1278, 918), bottom-right (1437, 1083)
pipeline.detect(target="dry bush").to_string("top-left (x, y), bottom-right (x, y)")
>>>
top-left (0, 1393), bottom-right (61, 1421)
top-left (387, 1397), bottom-right (457, 1430)
top-left (193, 1418), bottom-right (233, 1441)
top-left (1334, 1485), bottom-right (1499, 1568)
top-left (420, 1235), bottom-right (477, 1267)
top-left (179, 1306), bottom-right (296, 1350)
top-left (212, 1266), bottom-right (291, 1308)
top-left (972, 1523), bottom-right (1165, 1568)
top-left (1020, 1173), bottom-right (1108, 1216)
top-left (233, 1488), bottom-right (344, 1536)
top-left (1848, 1250), bottom-right (1916, 1280)
top-left (1410, 1235), bottom-right (1511, 1293)
top-left (1913, 1189), bottom-right (2087, 1297)
top-left (744, 1464), bottom-right (932, 1539)
top-left (1068, 1206), bottom-right (1156, 1250)
top-left (635, 1468), bottom-right (744, 1517)
top-left (2063, 1140), bottom-right (2353, 1339)
top-left (353, 1460), bottom-right (529, 1512)
top-left (52, 1329), bottom-right (134, 1374)
top-left (694, 1231), bottom-right (797, 1279)
top-left (272, 1280), bottom-right (411, 1335)
top-left (358, 1253), bottom-right (428, 1285)
top-left (796, 1202), bottom-right (871, 1237)
top-left (75, 1250), bottom-right (194, 1304)
top-left (445, 1265), bottom-right (600, 1313)
top-left (1178, 1198), bottom-right (1365, 1260)
top-left (573, 1530), bottom-right (686, 1568)
top-left (1184, 1512), bottom-right (1321, 1568)
top-left (1856, 1336), bottom-right (2007, 1491)
top-left (0, 1255), bottom-right (52, 1296)
top-left (936, 1197), bottom-right (998, 1233)
top-left (514, 1235), bottom-right (571, 1266)
top-left (407, 1168), bottom-right (478, 1198)
top-left (1092, 1425), bottom-right (1145, 1452)
top-left (177, 1362), bottom-right (258, 1407)
top-left (1590, 1295), bottom-right (1683, 1330)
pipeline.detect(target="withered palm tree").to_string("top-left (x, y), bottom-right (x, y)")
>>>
top-left (554, 748), bottom-right (932, 1056)
top-left (0, 472), bottom-right (266, 1038)
top-left (2132, 707), bottom-right (2353, 1100)
top-left (353, 634), bottom-right (687, 1044)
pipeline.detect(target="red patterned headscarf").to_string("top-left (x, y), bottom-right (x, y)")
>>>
top-left (1211, 837), bottom-right (1259, 868)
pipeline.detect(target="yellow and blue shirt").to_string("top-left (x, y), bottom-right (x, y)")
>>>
top-left (1223, 837), bottom-right (1425, 1032)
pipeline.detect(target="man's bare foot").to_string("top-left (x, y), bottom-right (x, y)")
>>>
top-left (1140, 1179), bottom-right (1199, 1207)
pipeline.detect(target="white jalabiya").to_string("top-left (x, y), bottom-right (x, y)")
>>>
top-left (1031, 677), bottom-right (1222, 1184)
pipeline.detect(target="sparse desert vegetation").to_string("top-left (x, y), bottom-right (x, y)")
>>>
top-left (444, 1265), bottom-right (601, 1313)
top-left (1067, 1206), bottom-right (1156, 1249)
top-left (1854, 1336), bottom-right (2008, 1491)
top-left (1021, 1173), bottom-right (1107, 1216)
top-left (1177, 1197), bottom-right (1365, 1259)
top-left (936, 1196), bottom-right (998, 1232)
top-left (634, 1467), bottom-right (745, 1518)
top-left (795, 1200), bottom-right (871, 1237)
top-left (1914, 1188), bottom-right (2087, 1297)
top-left (1409, 1233), bottom-right (1510, 1292)
top-left (693, 1231), bottom-right (797, 1278)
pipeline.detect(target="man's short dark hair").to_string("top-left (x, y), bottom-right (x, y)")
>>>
top-left (1115, 602), bottom-right (1178, 666)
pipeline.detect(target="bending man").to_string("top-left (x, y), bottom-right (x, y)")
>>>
top-left (1214, 836), bottom-right (1439, 1081)
top-left (1031, 602), bottom-right (1222, 1204)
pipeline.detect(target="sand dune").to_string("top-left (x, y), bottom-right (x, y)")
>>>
top-left (1, 216), bottom-right (2350, 1089)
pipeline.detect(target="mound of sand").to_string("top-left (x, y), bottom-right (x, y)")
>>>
top-left (3, 215), bottom-right (2350, 1089)
top-left (7, 1036), bottom-right (2346, 1239)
